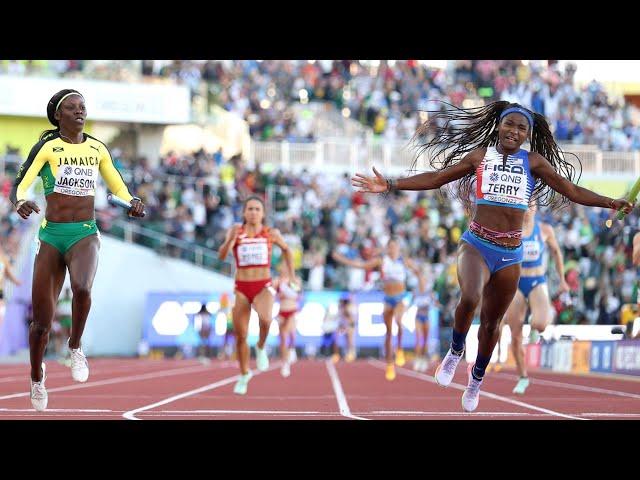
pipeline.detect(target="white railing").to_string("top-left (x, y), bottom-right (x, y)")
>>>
top-left (249, 140), bottom-right (640, 177)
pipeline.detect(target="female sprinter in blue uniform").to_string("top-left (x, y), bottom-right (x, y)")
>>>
top-left (502, 202), bottom-right (568, 394)
top-left (333, 237), bottom-right (420, 381)
top-left (352, 101), bottom-right (634, 412)
top-left (412, 266), bottom-right (438, 372)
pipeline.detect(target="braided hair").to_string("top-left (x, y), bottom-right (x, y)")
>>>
top-left (411, 100), bottom-right (581, 212)
top-left (39, 89), bottom-right (84, 141)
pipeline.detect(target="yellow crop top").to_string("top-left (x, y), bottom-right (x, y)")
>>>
top-left (10, 132), bottom-right (133, 205)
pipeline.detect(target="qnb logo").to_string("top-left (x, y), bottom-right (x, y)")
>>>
top-left (64, 166), bottom-right (73, 175)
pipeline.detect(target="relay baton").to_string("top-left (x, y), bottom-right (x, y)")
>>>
top-left (107, 194), bottom-right (146, 217)
top-left (616, 175), bottom-right (640, 220)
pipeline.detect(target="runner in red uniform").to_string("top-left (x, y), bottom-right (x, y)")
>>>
top-left (218, 196), bottom-right (298, 395)
top-left (273, 265), bottom-right (302, 378)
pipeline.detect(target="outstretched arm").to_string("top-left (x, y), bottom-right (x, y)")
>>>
top-left (332, 250), bottom-right (381, 270)
top-left (352, 150), bottom-right (481, 193)
top-left (530, 152), bottom-right (634, 212)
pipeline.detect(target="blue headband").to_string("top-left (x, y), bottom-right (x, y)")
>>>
top-left (500, 107), bottom-right (533, 128)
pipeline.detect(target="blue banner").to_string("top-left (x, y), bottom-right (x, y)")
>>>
top-left (141, 290), bottom-right (440, 354)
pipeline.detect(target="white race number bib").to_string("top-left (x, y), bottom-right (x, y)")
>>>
top-left (237, 242), bottom-right (268, 267)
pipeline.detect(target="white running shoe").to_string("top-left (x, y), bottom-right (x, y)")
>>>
top-left (233, 371), bottom-right (253, 395)
top-left (255, 345), bottom-right (269, 371)
top-left (461, 363), bottom-right (483, 412)
top-left (281, 362), bottom-right (291, 378)
top-left (435, 348), bottom-right (463, 386)
top-left (30, 363), bottom-right (48, 412)
top-left (69, 339), bottom-right (89, 383)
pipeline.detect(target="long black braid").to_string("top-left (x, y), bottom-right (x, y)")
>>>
top-left (410, 100), bottom-right (581, 212)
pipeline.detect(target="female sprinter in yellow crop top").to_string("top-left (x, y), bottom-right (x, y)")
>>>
top-left (10, 89), bottom-right (145, 411)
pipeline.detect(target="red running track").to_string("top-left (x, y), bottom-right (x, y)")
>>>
top-left (0, 357), bottom-right (638, 420)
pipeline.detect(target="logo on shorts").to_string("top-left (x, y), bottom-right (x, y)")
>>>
top-left (502, 257), bottom-right (514, 262)
top-left (83, 224), bottom-right (92, 228)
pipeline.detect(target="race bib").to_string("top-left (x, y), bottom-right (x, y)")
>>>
top-left (523, 239), bottom-right (541, 262)
top-left (54, 164), bottom-right (97, 196)
top-left (237, 242), bottom-right (268, 267)
top-left (478, 151), bottom-right (530, 208)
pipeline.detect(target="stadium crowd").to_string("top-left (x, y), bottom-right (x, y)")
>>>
top-left (3, 60), bottom-right (640, 150)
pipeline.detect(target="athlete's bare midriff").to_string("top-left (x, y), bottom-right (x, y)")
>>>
top-left (44, 193), bottom-right (95, 222)
top-left (279, 297), bottom-right (297, 312)
top-left (383, 280), bottom-right (405, 296)
top-left (473, 204), bottom-right (526, 247)
top-left (235, 266), bottom-right (271, 282)
top-left (521, 265), bottom-right (546, 277)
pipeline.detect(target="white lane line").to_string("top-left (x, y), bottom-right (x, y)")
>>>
top-left (0, 414), bottom-right (123, 417)
top-left (368, 410), bottom-right (548, 416)
top-left (0, 361), bottom-right (200, 384)
top-left (325, 360), bottom-right (368, 420)
top-left (580, 412), bottom-right (640, 417)
top-left (0, 408), bottom-right (113, 412)
top-left (123, 364), bottom-right (281, 420)
top-left (0, 364), bottom-right (216, 401)
top-left (367, 359), bottom-right (587, 421)
top-left (139, 413), bottom-right (344, 418)
top-left (489, 371), bottom-right (640, 400)
top-left (156, 409), bottom-right (326, 414)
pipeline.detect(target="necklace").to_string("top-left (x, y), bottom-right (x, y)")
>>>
top-left (60, 132), bottom-right (80, 143)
